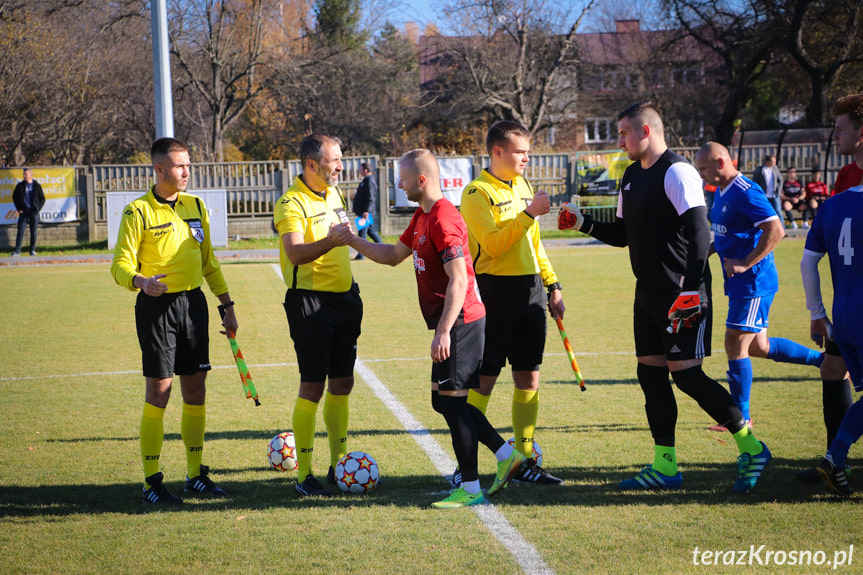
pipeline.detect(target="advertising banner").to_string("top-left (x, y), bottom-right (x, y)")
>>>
top-left (394, 157), bottom-right (473, 207)
top-left (106, 189), bottom-right (228, 250)
top-left (574, 151), bottom-right (632, 196)
top-left (0, 167), bottom-right (78, 225)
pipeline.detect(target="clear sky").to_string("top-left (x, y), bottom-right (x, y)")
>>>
top-left (391, 0), bottom-right (446, 32)
top-left (387, 0), bottom-right (629, 36)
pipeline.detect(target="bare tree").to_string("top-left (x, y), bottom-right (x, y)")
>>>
top-left (168, 0), bottom-right (281, 161)
top-left (774, 0), bottom-right (863, 126)
top-left (662, 0), bottom-right (782, 145)
top-left (440, 0), bottom-right (598, 136)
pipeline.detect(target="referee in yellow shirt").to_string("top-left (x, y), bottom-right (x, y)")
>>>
top-left (460, 120), bottom-right (566, 486)
top-left (274, 134), bottom-right (361, 498)
top-left (111, 137), bottom-right (237, 505)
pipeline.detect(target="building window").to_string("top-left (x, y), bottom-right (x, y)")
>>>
top-left (584, 118), bottom-right (615, 143)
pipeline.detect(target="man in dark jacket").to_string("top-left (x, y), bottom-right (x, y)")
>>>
top-left (351, 162), bottom-right (382, 259)
top-left (11, 168), bottom-right (45, 256)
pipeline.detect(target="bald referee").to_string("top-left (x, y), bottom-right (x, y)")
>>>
top-left (274, 133), bottom-right (361, 498)
top-left (112, 137), bottom-right (237, 505)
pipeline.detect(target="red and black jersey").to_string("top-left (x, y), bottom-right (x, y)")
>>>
top-left (833, 162), bottom-right (863, 195)
top-left (399, 198), bottom-right (485, 329)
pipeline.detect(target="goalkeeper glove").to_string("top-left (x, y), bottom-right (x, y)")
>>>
top-left (667, 291), bottom-right (701, 334)
top-left (558, 203), bottom-right (585, 230)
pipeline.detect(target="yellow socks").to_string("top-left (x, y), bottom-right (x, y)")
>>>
top-left (512, 388), bottom-right (539, 457)
top-left (293, 397), bottom-right (319, 480)
top-left (323, 392), bottom-right (350, 469)
top-left (467, 389), bottom-right (490, 415)
top-left (140, 403), bottom-right (165, 481)
top-left (181, 403), bottom-right (206, 479)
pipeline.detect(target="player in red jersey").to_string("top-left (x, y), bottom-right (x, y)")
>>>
top-left (350, 149), bottom-right (525, 508)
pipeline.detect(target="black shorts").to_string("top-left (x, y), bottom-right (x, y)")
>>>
top-left (284, 286), bottom-right (363, 382)
top-left (826, 338), bottom-right (842, 357)
top-left (431, 317), bottom-right (485, 391)
top-left (475, 274), bottom-right (546, 376)
top-left (633, 293), bottom-right (712, 361)
top-left (135, 288), bottom-right (211, 378)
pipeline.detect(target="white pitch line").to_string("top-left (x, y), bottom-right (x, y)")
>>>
top-left (0, 362), bottom-right (297, 383)
top-left (271, 261), bottom-right (552, 574)
top-left (354, 359), bottom-right (554, 575)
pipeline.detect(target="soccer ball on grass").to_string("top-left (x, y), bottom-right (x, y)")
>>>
top-left (267, 432), bottom-right (297, 471)
top-left (335, 451), bottom-right (380, 494)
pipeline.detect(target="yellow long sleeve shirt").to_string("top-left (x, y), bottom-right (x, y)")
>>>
top-left (460, 170), bottom-right (558, 286)
top-left (274, 177), bottom-right (353, 292)
top-left (111, 188), bottom-right (228, 296)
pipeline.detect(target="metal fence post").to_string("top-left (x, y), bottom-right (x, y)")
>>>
top-left (378, 161), bottom-right (390, 237)
top-left (84, 169), bottom-right (96, 242)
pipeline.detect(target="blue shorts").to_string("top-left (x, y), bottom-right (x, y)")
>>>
top-left (837, 342), bottom-right (863, 392)
top-left (726, 294), bottom-right (774, 333)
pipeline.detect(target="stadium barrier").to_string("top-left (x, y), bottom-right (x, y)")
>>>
top-left (0, 140), bottom-right (854, 247)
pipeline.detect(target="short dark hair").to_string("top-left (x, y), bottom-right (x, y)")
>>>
top-left (299, 133), bottom-right (341, 166)
top-left (486, 120), bottom-right (530, 154)
top-left (617, 101), bottom-right (664, 137)
top-left (831, 94), bottom-right (863, 131)
top-left (617, 101), bottom-right (660, 122)
top-left (151, 137), bottom-right (188, 164)
top-left (360, 162), bottom-right (371, 172)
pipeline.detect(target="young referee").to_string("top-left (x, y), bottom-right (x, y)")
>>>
top-left (560, 103), bottom-right (771, 493)
top-left (111, 137), bottom-right (237, 505)
top-left (274, 134), bottom-right (361, 498)
top-left (459, 120), bottom-right (566, 486)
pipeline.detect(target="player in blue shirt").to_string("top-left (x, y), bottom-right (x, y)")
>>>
top-left (802, 183), bottom-right (863, 496)
top-left (696, 143), bottom-right (822, 429)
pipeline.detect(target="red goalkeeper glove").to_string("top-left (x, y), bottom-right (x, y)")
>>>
top-left (558, 203), bottom-right (584, 230)
top-left (667, 291), bottom-right (701, 334)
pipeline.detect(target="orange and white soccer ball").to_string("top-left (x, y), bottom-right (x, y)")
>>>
top-left (335, 451), bottom-right (380, 494)
top-left (267, 432), bottom-right (297, 471)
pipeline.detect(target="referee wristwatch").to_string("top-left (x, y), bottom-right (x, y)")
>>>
top-left (217, 301), bottom-right (235, 314)
top-left (546, 282), bottom-right (562, 293)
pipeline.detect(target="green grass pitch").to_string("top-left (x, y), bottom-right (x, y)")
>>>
top-left (1, 239), bottom-right (860, 574)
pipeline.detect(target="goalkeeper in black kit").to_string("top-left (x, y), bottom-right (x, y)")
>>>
top-left (559, 102), bottom-right (771, 493)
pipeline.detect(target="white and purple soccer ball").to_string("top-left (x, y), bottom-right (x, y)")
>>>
top-left (335, 451), bottom-right (380, 494)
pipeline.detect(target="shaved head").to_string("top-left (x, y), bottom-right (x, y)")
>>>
top-left (696, 141), bottom-right (737, 188)
top-left (697, 142), bottom-right (731, 162)
top-left (398, 149), bottom-right (442, 207)
top-left (399, 148), bottom-right (440, 182)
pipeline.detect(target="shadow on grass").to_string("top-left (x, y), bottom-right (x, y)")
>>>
top-left (46, 421), bottom-right (647, 445)
top-left (46, 427), bottom-right (466, 444)
top-left (1, 457), bottom-right (854, 518)
top-left (547, 374), bottom-right (821, 387)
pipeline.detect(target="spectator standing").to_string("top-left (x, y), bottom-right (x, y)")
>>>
top-left (752, 155), bottom-right (783, 218)
top-left (351, 162), bottom-right (382, 259)
top-left (11, 168), bottom-right (45, 256)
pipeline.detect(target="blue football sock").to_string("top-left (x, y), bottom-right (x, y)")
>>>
top-left (828, 400), bottom-right (863, 468)
top-left (767, 337), bottom-right (822, 366)
top-left (727, 358), bottom-right (753, 421)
